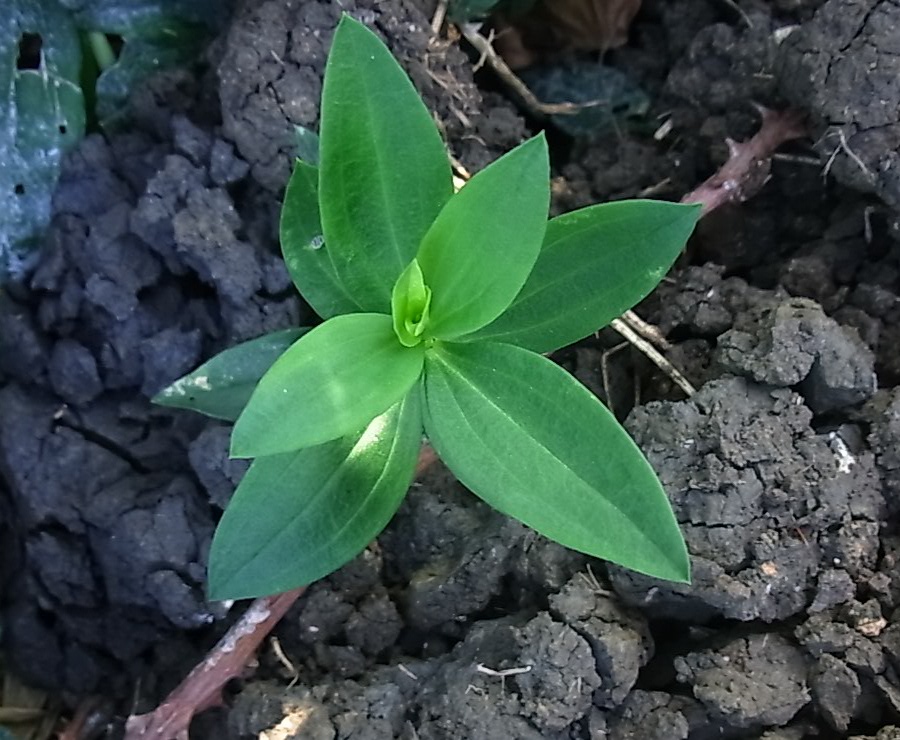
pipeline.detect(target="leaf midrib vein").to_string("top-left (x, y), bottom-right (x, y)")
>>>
top-left (432, 349), bottom-right (672, 561)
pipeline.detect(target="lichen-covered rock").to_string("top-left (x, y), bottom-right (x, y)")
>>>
top-left (513, 613), bottom-right (601, 732)
top-left (867, 389), bottom-right (900, 517)
top-left (797, 607), bottom-right (886, 675)
top-left (605, 691), bottom-right (699, 740)
top-left (380, 467), bottom-right (525, 632)
top-left (652, 264), bottom-right (781, 338)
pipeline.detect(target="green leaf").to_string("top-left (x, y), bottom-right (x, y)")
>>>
top-left (447, 0), bottom-right (537, 22)
top-left (447, 0), bottom-right (501, 21)
top-left (318, 15), bottom-right (452, 312)
top-left (94, 24), bottom-right (209, 128)
top-left (391, 258), bottom-right (432, 347)
top-left (280, 159), bottom-right (362, 318)
top-left (470, 201), bottom-right (700, 353)
top-left (232, 313), bottom-right (424, 457)
top-left (293, 124), bottom-right (319, 165)
top-left (69, 2), bottom-right (220, 129)
top-left (209, 391), bottom-right (423, 600)
top-left (1, 0), bottom-right (85, 281)
top-left (66, 0), bottom-right (220, 28)
top-left (417, 134), bottom-right (550, 340)
top-left (152, 328), bottom-right (307, 421)
top-left (422, 341), bottom-right (689, 582)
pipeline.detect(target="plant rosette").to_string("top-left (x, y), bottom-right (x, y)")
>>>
top-left (156, 15), bottom-right (700, 601)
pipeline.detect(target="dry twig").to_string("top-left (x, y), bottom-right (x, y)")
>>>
top-left (619, 311), bottom-right (671, 350)
top-left (475, 663), bottom-right (532, 693)
top-left (458, 24), bottom-right (601, 117)
top-left (430, 0), bottom-right (448, 35)
top-left (56, 697), bottom-right (106, 740)
top-left (822, 127), bottom-right (876, 183)
top-left (123, 588), bottom-right (304, 740)
top-left (609, 317), bottom-right (696, 396)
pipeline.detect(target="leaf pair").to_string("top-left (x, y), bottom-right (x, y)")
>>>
top-left (156, 329), bottom-right (425, 592)
top-left (156, 15), bottom-right (700, 600)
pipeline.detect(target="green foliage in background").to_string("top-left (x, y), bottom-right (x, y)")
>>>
top-left (447, 0), bottom-right (536, 22)
top-left (0, 0), bottom-right (219, 281)
top-left (156, 15), bottom-right (699, 601)
top-left (519, 61), bottom-right (650, 137)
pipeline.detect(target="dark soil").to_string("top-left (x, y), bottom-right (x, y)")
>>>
top-left (2, 0), bottom-right (900, 737)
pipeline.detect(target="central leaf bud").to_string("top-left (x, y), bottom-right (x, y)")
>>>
top-left (391, 259), bottom-right (433, 347)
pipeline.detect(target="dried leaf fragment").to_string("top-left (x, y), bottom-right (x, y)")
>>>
top-left (496, 0), bottom-right (643, 68)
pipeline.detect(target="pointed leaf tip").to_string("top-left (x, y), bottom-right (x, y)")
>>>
top-left (153, 328), bottom-right (307, 421)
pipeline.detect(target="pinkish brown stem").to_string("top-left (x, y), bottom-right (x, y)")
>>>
top-left (123, 587), bottom-right (303, 740)
top-left (681, 106), bottom-right (807, 215)
top-left (120, 446), bottom-right (438, 740)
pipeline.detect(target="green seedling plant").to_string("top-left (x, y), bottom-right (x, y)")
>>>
top-left (156, 15), bottom-right (700, 601)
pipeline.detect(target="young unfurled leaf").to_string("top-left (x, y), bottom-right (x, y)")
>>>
top-left (417, 134), bottom-right (550, 340)
top-left (422, 341), bottom-right (690, 582)
top-left (391, 259), bottom-right (432, 347)
top-left (153, 328), bottom-right (307, 421)
top-left (470, 200), bottom-right (699, 352)
top-left (318, 16), bottom-right (453, 312)
top-left (2, 0), bottom-right (85, 279)
top-left (209, 392), bottom-right (423, 599)
top-left (280, 159), bottom-right (362, 318)
top-left (231, 314), bottom-right (424, 458)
